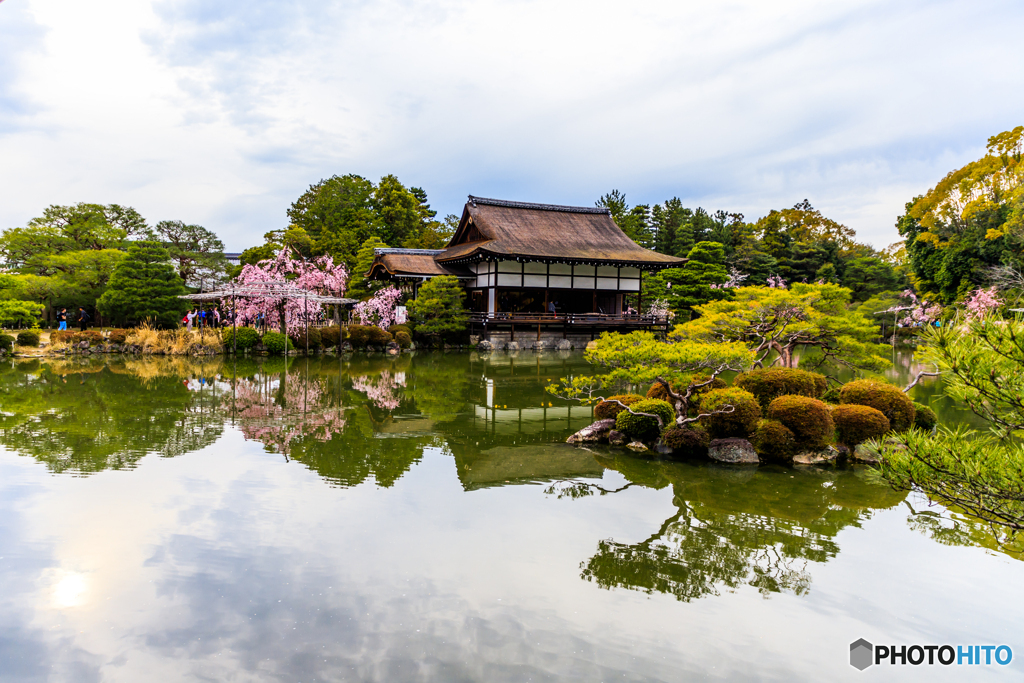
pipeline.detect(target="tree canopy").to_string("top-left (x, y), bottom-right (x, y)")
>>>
top-left (407, 275), bottom-right (468, 340)
top-left (97, 241), bottom-right (189, 328)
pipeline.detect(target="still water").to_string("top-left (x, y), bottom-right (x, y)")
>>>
top-left (0, 352), bottom-right (1019, 682)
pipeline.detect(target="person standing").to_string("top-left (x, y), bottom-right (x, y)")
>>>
top-left (186, 309), bottom-right (196, 331)
top-left (77, 307), bottom-right (90, 331)
top-left (57, 308), bottom-right (68, 331)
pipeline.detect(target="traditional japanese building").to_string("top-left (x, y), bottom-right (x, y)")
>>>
top-left (367, 196), bottom-right (685, 345)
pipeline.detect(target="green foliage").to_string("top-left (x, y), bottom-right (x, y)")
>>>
top-left (913, 403), bottom-right (938, 431)
top-left (822, 386), bottom-right (842, 404)
top-left (642, 241), bottom-right (731, 314)
top-left (0, 300), bottom-right (43, 328)
top-left (832, 404), bottom-right (890, 447)
top-left (222, 326), bottom-right (262, 351)
top-left (750, 419), bottom-right (796, 462)
top-left (407, 275), bottom-right (468, 339)
top-left (0, 334), bottom-right (14, 351)
top-left (16, 330), bottom-right (40, 347)
top-left (153, 220), bottom-right (229, 288)
top-left (766, 395), bottom-right (834, 450)
top-left (320, 325), bottom-right (341, 348)
top-left (261, 332), bottom-right (292, 355)
top-left (97, 241), bottom-right (188, 328)
top-left (388, 324), bottom-right (413, 337)
top-left (348, 236), bottom-right (390, 299)
top-left (646, 376), bottom-right (726, 401)
top-left (614, 399), bottom-right (675, 441)
top-left (368, 326), bottom-right (393, 345)
top-left (698, 387), bottom-right (761, 439)
top-left (594, 394), bottom-right (644, 420)
top-left (662, 424), bottom-right (710, 457)
top-left (839, 380), bottom-right (916, 432)
top-left (288, 327), bottom-right (322, 351)
top-left (395, 331), bottom-right (411, 348)
top-left (347, 324), bottom-right (371, 347)
top-left (734, 368), bottom-right (827, 407)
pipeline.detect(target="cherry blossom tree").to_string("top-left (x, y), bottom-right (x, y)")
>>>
top-left (964, 286), bottom-right (1002, 320)
top-left (353, 286), bottom-right (402, 329)
top-left (233, 248), bottom-right (348, 331)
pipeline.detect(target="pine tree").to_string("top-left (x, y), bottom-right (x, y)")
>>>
top-left (97, 241), bottom-right (189, 328)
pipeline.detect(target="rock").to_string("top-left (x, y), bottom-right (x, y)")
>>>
top-left (77, 341), bottom-right (90, 349)
top-left (556, 339), bottom-right (573, 351)
top-left (341, 342), bottom-right (353, 353)
top-left (627, 441), bottom-right (649, 452)
top-left (585, 340), bottom-right (599, 351)
top-left (505, 341), bottom-right (519, 352)
top-left (793, 446), bottom-right (841, 466)
top-left (708, 438), bottom-right (759, 464)
top-left (607, 430), bottom-right (629, 446)
top-left (531, 341), bottom-right (546, 351)
top-left (477, 340), bottom-right (494, 352)
top-left (566, 418), bottom-right (616, 444)
top-left (851, 444), bottom-right (880, 464)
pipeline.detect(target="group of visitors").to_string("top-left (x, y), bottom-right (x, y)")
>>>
top-left (56, 307), bottom-right (90, 331)
top-left (184, 308), bottom-right (222, 331)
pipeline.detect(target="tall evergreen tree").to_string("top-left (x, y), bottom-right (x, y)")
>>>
top-left (97, 241), bottom-right (188, 328)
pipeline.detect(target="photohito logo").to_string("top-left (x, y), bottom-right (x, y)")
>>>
top-left (850, 639), bottom-right (1012, 670)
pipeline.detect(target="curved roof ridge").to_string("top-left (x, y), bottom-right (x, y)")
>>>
top-left (467, 195), bottom-right (611, 215)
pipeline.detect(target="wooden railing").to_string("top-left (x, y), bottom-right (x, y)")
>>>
top-left (467, 312), bottom-right (669, 328)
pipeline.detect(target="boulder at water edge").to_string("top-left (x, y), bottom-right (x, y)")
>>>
top-left (477, 340), bottom-right (494, 352)
top-left (708, 438), bottom-right (759, 464)
top-left (627, 441), bottom-right (649, 452)
top-left (566, 419), bottom-right (615, 444)
top-left (792, 446), bottom-right (841, 466)
top-left (607, 430), bottom-right (629, 446)
top-left (556, 339), bottom-right (572, 351)
top-left (505, 341), bottom-right (519, 352)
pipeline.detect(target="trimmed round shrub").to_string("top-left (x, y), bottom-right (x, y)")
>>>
top-left (50, 330), bottom-right (74, 345)
top-left (221, 326), bottom-right (261, 351)
top-left (75, 330), bottom-right (104, 346)
top-left (832, 404), bottom-right (890, 447)
top-left (751, 419), bottom-right (796, 462)
top-left (821, 386), bottom-right (842, 404)
top-left (839, 380), bottom-right (916, 432)
top-left (320, 326), bottom-right (341, 348)
top-left (388, 324), bottom-right (413, 338)
top-left (0, 334), bottom-right (14, 351)
top-left (347, 325), bottom-right (371, 347)
top-left (662, 424), bottom-right (710, 457)
top-left (697, 387), bottom-right (761, 438)
top-left (288, 326), bottom-right (322, 351)
top-left (16, 330), bottom-right (40, 347)
top-left (261, 332), bottom-right (292, 355)
top-left (913, 402), bottom-right (937, 431)
top-left (734, 368), bottom-right (827, 407)
top-left (594, 394), bottom-right (644, 420)
top-left (766, 395), bottom-right (834, 450)
top-left (646, 375), bottom-right (726, 402)
top-left (368, 326), bottom-right (393, 345)
top-left (614, 398), bottom-right (675, 442)
top-left (395, 330), bottom-right (412, 348)
top-left (107, 328), bottom-right (129, 344)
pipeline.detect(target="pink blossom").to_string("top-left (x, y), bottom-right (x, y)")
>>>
top-left (352, 370), bottom-right (404, 410)
top-left (766, 275), bottom-right (787, 289)
top-left (965, 287), bottom-right (1001, 320)
top-left (353, 286), bottom-right (402, 328)
top-left (232, 248), bottom-right (348, 330)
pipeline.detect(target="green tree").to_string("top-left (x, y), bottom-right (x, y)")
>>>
top-left (287, 174), bottom-right (381, 269)
top-left (347, 236), bottom-right (390, 300)
top-left (374, 174), bottom-right (422, 246)
top-left (97, 241), bottom-right (188, 327)
top-left (0, 300), bottom-right (44, 327)
top-left (407, 275), bottom-right (468, 340)
top-left (597, 190), bottom-right (654, 249)
top-left (154, 220), bottom-right (230, 287)
top-left (643, 241), bottom-right (730, 316)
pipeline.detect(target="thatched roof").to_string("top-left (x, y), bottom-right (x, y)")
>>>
top-left (365, 249), bottom-right (474, 279)
top-left (438, 196), bottom-right (685, 267)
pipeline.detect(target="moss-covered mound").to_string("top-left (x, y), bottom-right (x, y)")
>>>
top-left (766, 395), bottom-right (834, 450)
top-left (698, 387), bottom-right (761, 439)
top-left (662, 424), bottom-right (710, 457)
top-left (832, 404), bottom-right (890, 447)
top-left (750, 419), bottom-right (796, 462)
top-left (734, 368), bottom-right (827, 407)
top-left (16, 330), bottom-right (40, 347)
top-left (913, 402), bottom-right (938, 431)
top-left (839, 380), bottom-right (916, 431)
top-left (615, 398), bottom-right (675, 442)
top-left (594, 394), bottom-right (645, 421)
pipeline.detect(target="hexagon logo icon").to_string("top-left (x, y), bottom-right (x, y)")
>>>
top-left (850, 639), bottom-right (874, 670)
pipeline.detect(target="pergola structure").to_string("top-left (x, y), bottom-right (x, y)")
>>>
top-left (179, 281), bottom-right (358, 354)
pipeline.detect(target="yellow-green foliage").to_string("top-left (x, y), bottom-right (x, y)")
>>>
top-left (766, 395), bottom-right (834, 450)
top-left (614, 399), bottom-right (675, 441)
top-left (646, 375), bottom-right (726, 401)
top-left (16, 330), bottom-right (40, 347)
top-left (750, 419), bottom-right (796, 462)
top-left (395, 331), bottom-right (412, 348)
top-left (734, 368), bottom-right (827, 407)
top-left (222, 326), bottom-right (261, 351)
top-left (662, 424), bottom-right (710, 457)
top-left (698, 387), bottom-right (761, 439)
top-left (832, 404), bottom-right (890, 446)
top-left (913, 403), bottom-right (938, 431)
top-left (839, 380), bottom-right (916, 432)
top-left (594, 394), bottom-right (644, 420)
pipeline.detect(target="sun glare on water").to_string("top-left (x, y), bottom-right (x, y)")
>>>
top-left (51, 571), bottom-right (89, 609)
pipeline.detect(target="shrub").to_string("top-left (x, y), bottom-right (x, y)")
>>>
top-left (662, 424), bottom-right (710, 457)
top-left (221, 326), bottom-right (261, 351)
top-left (50, 330), bottom-right (74, 345)
top-left (107, 329), bottom-right (129, 344)
top-left (821, 386), bottom-right (842, 404)
top-left (0, 334), bottom-right (14, 351)
top-left (261, 332), bottom-right (292, 355)
top-left (766, 395), bottom-right (834, 450)
top-left (347, 325), bottom-right (371, 347)
top-left (697, 387), bottom-right (761, 438)
top-left (368, 326), bottom-right (392, 345)
top-left (395, 330), bottom-right (412, 348)
top-left (832, 404), bottom-right (890, 447)
top-left (388, 324), bottom-right (413, 338)
top-left (288, 326), bottom-right (322, 352)
top-left (734, 368), bottom-right (827, 407)
top-left (76, 330), bottom-right (104, 346)
top-left (646, 375), bottom-right (726, 402)
top-left (594, 394), bottom-right (644, 420)
top-left (751, 419), bottom-right (796, 462)
top-left (614, 398), bottom-right (675, 442)
top-left (320, 326), bottom-right (341, 348)
top-left (839, 380), bottom-right (916, 432)
top-left (913, 402), bottom-right (938, 431)
top-left (16, 330), bottom-right (40, 347)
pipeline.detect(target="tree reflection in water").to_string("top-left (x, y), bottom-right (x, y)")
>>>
top-left (351, 370), bottom-right (403, 410)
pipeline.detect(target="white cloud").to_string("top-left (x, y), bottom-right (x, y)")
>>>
top-left (1, 0), bottom-right (1022, 249)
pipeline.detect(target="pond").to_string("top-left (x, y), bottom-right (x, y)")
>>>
top-left (0, 352), bottom-right (1019, 682)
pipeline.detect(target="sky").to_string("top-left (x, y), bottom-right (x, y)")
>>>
top-left (1, 0), bottom-right (1022, 252)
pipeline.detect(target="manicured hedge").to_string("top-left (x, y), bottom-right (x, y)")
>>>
top-left (0, 334), bottom-right (14, 351)
top-left (16, 330), bottom-right (40, 347)
top-left (348, 324), bottom-right (392, 348)
top-left (222, 326), bottom-right (261, 351)
top-left (734, 368), bottom-right (827, 407)
top-left (766, 395), bottom-right (834, 450)
top-left (751, 419), bottom-right (796, 462)
top-left (261, 332), bottom-right (292, 355)
top-left (614, 398), bottom-right (675, 442)
top-left (839, 380), bottom-right (916, 432)
top-left (320, 326), bottom-right (341, 348)
top-left (662, 424), bottom-right (710, 457)
top-left (288, 326), bottom-right (322, 351)
top-left (832, 404), bottom-right (890, 447)
top-left (821, 386), bottom-right (842, 404)
top-left (698, 387), bottom-right (761, 438)
top-left (913, 402), bottom-right (938, 431)
top-left (395, 331), bottom-right (412, 348)
top-left (107, 328), bottom-right (129, 344)
top-left (594, 394), bottom-right (644, 420)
